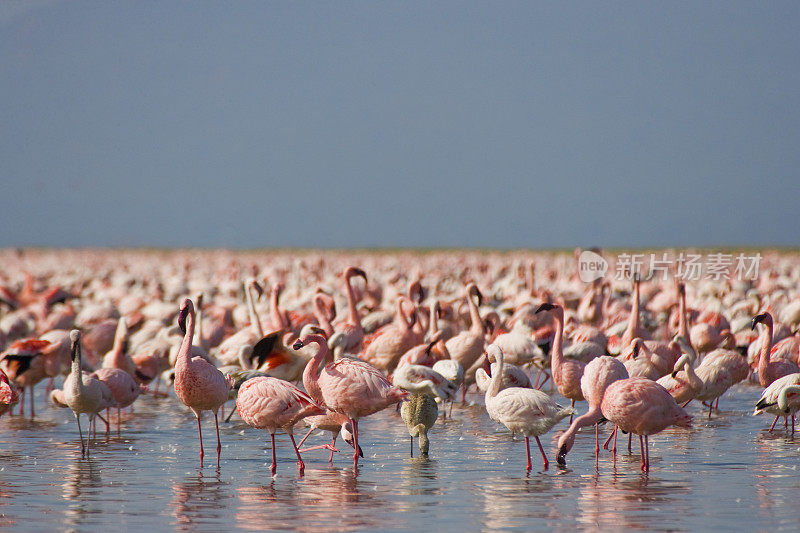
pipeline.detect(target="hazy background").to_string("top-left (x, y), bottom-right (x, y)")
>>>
top-left (2, 1), bottom-right (798, 249)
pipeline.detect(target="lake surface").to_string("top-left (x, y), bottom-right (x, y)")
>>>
top-left (0, 381), bottom-right (798, 532)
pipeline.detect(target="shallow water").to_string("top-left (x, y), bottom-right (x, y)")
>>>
top-left (0, 382), bottom-right (798, 532)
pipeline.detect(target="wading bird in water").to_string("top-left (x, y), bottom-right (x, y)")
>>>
top-left (173, 299), bottom-right (231, 468)
top-left (296, 333), bottom-right (407, 471)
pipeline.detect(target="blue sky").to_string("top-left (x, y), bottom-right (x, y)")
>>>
top-left (2, 1), bottom-right (798, 248)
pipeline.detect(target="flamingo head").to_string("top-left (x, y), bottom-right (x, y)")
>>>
top-left (345, 267), bottom-right (368, 284)
top-left (177, 299), bottom-right (193, 334)
top-left (535, 302), bottom-right (557, 314)
top-left (556, 431), bottom-right (575, 466)
top-left (751, 312), bottom-right (772, 330)
top-left (69, 329), bottom-right (81, 361)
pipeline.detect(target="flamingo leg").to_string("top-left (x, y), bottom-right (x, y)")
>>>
top-left (410, 436), bottom-right (413, 458)
top-left (639, 435), bottom-right (646, 471)
top-left (708, 401), bottom-right (713, 419)
top-left (644, 435), bottom-right (650, 471)
top-left (784, 416), bottom-right (788, 429)
top-left (612, 426), bottom-right (618, 455)
top-left (595, 423), bottom-right (600, 459)
top-left (214, 411), bottom-right (222, 467)
top-left (30, 386), bottom-right (35, 418)
top-left (628, 432), bottom-right (633, 453)
top-left (269, 432), bottom-right (277, 475)
top-left (603, 427), bottom-right (615, 450)
top-left (524, 436), bottom-right (532, 471)
top-left (350, 418), bottom-right (360, 470)
top-left (296, 426), bottom-right (316, 448)
top-left (289, 433), bottom-right (304, 475)
top-left (448, 400), bottom-right (454, 417)
top-left (570, 400), bottom-right (575, 424)
top-left (793, 415), bottom-right (796, 436)
top-left (117, 407), bottom-right (121, 434)
top-left (682, 399), bottom-right (692, 408)
top-left (769, 415), bottom-right (779, 432)
top-left (224, 405), bottom-right (237, 423)
top-left (18, 389), bottom-right (24, 415)
top-left (329, 434), bottom-right (337, 463)
top-left (535, 436), bottom-right (548, 470)
top-left (196, 414), bottom-right (204, 467)
top-left (76, 413), bottom-right (85, 458)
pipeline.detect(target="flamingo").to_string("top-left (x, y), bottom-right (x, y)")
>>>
top-left (235, 376), bottom-right (326, 475)
top-left (296, 412), bottom-right (361, 463)
top-left (91, 367), bottom-right (143, 432)
top-left (656, 336), bottom-right (703, 405)
top-left (445, 284), bottom-right (486, 401)
top-left (295, 333), bottom-right (407, 470)
top-left (535, 303), bottom-right (585, 419)
top-left (392, 363), bottom-right (456, 400)
top-left (173, 298), bottom-right (231, 467)
top-left (600, 377), bottom-right (693, 471)
top-left (556, 355), bottom-right (629, 465)
top-left (333, 267), bottom-right (368, 352)
top-left (431, 358), bottom-right (464, 416)
top-left (62, 330), bottom-right (113, 457)
top-left (484, 345), bottom-right (574, 471)
top-left (751, 312), bottom-right (798, 387)
top-left (754, 372), bottom-right (800, 434)
top-left (0, 338), bottom-right (50, 417)
top-left (362, 296), bottom-right (419, 373)
top-left (0, 369), bottom-right (20, 417)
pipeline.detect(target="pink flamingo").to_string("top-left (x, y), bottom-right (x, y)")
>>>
top-left (445, 284), bottom-right (486, 401)
top-left (0, 369), bottom-right (20, 417)
top-left (535, 303), bottom-right (585, 419)
top-left (173, 299), bottom-right (231, 467)
top-left (362, 296), bottom-right (419, 373)
top-left (91, 367), bottom-right (143, 432)
top-left (752, 312), bottom-right (798, 387)
top-left (333, 267), bottom-right (368, 352)
top-left (0, 338), bottom-right (50, 417)
top-left (296, 411), bottom-right (360, 463)
top-left (556, 355), bottom-right (629, 465)
top-left (601, 377), bottom-right (693, 471)
top-left (295, 333), bottom-right (407, 470)
top-left (235, 376), bottom-right (325, 475)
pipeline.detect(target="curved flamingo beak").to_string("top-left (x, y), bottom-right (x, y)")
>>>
top-left (535, 303), bottom-right (555, 314)
top-left (751, 313), bottom-right (766, 330)
top-left (292, 340), bottom-right (304, 350)
top-left (177, 306), bottom-right (189, 334)
top-left (557, 444), bottom-right (568, 465)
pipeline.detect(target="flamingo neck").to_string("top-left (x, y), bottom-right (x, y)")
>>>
top-left (758, 319), bottom-right (774, 375)
top-left (623, 282), bottom-right (641, 344)
top-left (467, 291), bottom-right (483, 335)
top-left (551, 308), bottom-right (565, 373)
top-left (301, 337), bottom-right (328, 405)
top-left (345, 275), bottom-right (361, 331)
top-left (176, 309), bottom-right (195, 371)
top-left (270, 286), bottom-right (287, 330)
top-left (678, 290), bottom-right (688, 339)
top-left (428, 301), bottom-right (439, 339)
top-left (246, 283), bottom-right (264, 337)
top-left (486, 350), bottom-right (504, 398)
top-left (314, 296), bottom-right (334, 337)
top-left (562, 405), bottom-right (603, 445)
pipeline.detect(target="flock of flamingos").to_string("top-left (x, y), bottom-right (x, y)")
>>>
top-left (1, 249), bottom-right (799, 476)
